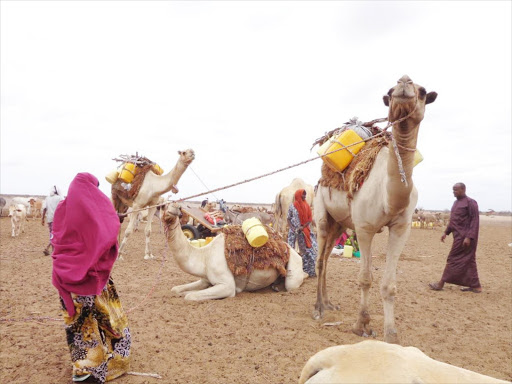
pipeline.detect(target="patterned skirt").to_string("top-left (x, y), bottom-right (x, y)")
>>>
top-left (61, 278), bottom-right (131, 383)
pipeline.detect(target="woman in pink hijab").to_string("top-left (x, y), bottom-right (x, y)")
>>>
top-left (52, 173), bottom-right (130, 383)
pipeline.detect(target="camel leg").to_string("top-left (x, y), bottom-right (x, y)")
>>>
top-left (118, 212), bottom-right (137, 260)
top-left (313, 215), bottom-right (342, 320)
top-left (380, 222), bottom-right (410, 344)
top-left (285, 248), bottom-right (307, 291)
top-left (171, 279), bottom-right (211, 296)
top-left (183, 281), bottom-right (236, 301)
top-left (144, 206), bottom-right (158, 260)
top-left (352, 229), bottom-right (376, 338)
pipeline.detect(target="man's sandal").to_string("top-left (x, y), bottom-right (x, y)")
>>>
top-left (428, 282), bottom-right (443, 291)
top-left (460, 287), bottom-right (482, 293)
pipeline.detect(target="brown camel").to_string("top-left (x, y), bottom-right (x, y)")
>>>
top-left (116, 149), bottom-right (195, 260)
top-left (313, 75), bottom-right (437, 343)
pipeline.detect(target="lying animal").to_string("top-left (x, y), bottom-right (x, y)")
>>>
top-left (162, 203), bottom-right (306, 300)
top-left (299, 340), bottom-right (509, 384)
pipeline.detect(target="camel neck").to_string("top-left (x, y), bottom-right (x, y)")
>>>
top-left (149, 161), bottom-right (189, 197)
top-left (385, 121), bottom-right (419, 213)
top-left (165, 220), bottom-right (207, 276)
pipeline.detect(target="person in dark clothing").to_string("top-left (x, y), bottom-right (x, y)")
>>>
top-left (429, 183), bottom-right (482, 293)
top-left (201, 198), bottom-right (208, 208)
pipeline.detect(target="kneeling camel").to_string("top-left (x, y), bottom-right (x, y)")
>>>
top-left (162, 203), bottom-right (306, 300)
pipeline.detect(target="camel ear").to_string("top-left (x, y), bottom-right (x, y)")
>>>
top-left (383, 95), bottom-right (390, 107)
top-left (178, 150), bottom-right (183, 155)
top-left (426, 92), bottom-right (438, 104)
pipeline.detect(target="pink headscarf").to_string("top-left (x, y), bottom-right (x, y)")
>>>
top-left (52, 173), bottom-right (120, 316)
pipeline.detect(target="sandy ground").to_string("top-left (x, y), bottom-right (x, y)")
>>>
top-left (0, 215), bottom-right (511, 383)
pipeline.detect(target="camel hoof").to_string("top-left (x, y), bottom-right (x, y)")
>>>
top-left (352, 323), bottom-right (375, 338)
top-left (117, 255), bottom-right (125, 261)
top-left (362, 330), bottom-right (377, 338)
top-left (144, 254), bottom-right (155, 260)
top-left (384, 329), bottom-right (399, 344)
top-left (312, 309), bottom-right (323, 320)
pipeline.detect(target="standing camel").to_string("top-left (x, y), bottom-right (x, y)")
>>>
top-left (313, 75), bottom-right (437, 343)
top-left (274, 178), bottom-right (315, 236)
top-left (116, 149), bottom-right (195, 260)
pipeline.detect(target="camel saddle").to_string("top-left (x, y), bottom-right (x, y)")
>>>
top-left (222, 225), bottom-right (289, 277)
top-left (111, 163), bottom-right (155, 214)
top-left (317, 126), bottom-right (391, 200)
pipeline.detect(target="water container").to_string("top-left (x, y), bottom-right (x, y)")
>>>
top-left (242, 217), bottom-right (269, 248)
top-left (105, 168), bottom-right (120, 184)
top-left (198, 239), bottom-right (206, 247)
top-left (205, 237), bottom-right (213, 245)
top-left (317, 129), bottom-right (366, 172)
top-left (343, 245), bottom-right (353, 258)
top-left (190, 240), bottom-right (200, 248)
top-left (119, 163), bottom-right (136, 183)
top-left (152, 164), bottom-right (164, 175)
top-left (413, 150), bottom-right (424, 167)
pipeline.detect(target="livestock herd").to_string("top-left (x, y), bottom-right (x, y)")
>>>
top-left (1, 196), bottom-right (45, 238)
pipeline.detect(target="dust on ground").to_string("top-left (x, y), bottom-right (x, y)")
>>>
top-left (1, 216), bottom-right (511, 383)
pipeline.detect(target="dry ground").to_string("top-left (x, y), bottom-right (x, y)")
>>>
top-left (1, 215), bottom-right (511, 383)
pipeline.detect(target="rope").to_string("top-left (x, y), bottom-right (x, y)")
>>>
top-left (123, 107), bottom-right (419, 216)
top-left (189, 166), bottom-right (218, 201)
top-left (390, 136), bottom-right (408, 187)
top-left (127, 371), bottom-right (162, 379)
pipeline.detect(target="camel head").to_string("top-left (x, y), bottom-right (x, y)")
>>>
top-left (383, 75), bottom-right (437, 127)
top-left (178, 149), bottom-right (196, 166)
top-left (162, 202), bottom-right (183, 226)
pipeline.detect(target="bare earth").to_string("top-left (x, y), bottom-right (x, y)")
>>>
top-left (1, 215), bottom-right (511, 383)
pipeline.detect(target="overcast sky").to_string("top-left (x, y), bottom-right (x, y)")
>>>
top-left (1, 1), bottom-right (511, 212)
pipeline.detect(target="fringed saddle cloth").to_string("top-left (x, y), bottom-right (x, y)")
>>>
top-left (111, 156), bottom-right (160, 214)
top-left (316, 123), bottom-right (392, 200)
top-left (223, 226), bottom-right (290, 277)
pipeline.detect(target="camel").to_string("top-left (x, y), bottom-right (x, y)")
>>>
top-left (298, 340), bottom-right (508, 384)
top-left (274, 178), bottom-right (315, 236)
top-left (312, 75), bottom-right (437, 343)
top-left (161, 203), bottom-right (306, 300)
top-left (116, 149), bottom-right (195, 260)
